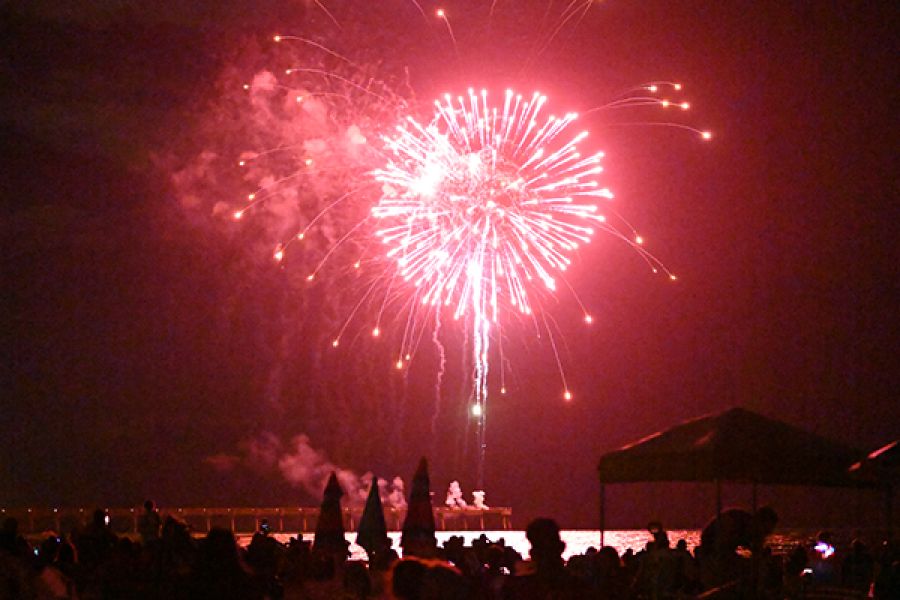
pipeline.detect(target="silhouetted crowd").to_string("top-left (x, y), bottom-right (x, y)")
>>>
top-left (1, 504), bottom-right (898, 599)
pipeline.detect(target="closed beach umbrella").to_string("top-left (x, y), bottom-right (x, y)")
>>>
top-left (313, 471), bottom-right (348, 556)
top-left (356, 474), bottom-right (390, 556)
top-left (400, 457), bottom-right (437, 557)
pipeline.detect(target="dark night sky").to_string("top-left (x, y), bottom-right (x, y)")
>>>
top-left (2, 1), bottom-right (898, 529)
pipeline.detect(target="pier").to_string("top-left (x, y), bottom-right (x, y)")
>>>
top-left (1, 506), bottom-right (513, 536)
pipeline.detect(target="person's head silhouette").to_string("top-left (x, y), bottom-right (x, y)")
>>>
top-left (526, 518), bottom-right (565, 567)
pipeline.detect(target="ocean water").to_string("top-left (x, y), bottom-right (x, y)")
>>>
top-left (256, 529), bottom-right (820, 561)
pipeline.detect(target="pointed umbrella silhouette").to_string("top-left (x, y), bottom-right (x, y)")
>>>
top-left (356, 475), bottom-right (390, 558)
top-left (313, 471), bottom-right (349, 557)
top-left (400, 457), bottom-right (437, 557)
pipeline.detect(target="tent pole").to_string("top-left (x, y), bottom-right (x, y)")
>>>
top-left (751, 480), bottom-right (760, 599)
top-left (887, 485), bottom-right (894, 540)
top-left (600, 483), bottom-right (606, 547)
top-left (715, 479), bottom-right (723, 559)
top-left (716, 479), bottom-right (722, 517)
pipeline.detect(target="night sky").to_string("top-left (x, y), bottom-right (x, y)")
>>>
top-left (2, 1), bottom-right (898, 529)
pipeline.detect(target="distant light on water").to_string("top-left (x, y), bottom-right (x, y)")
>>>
top-left (243, 529), bottom-right (814, 561)
top-left (251, 529), bottom-right (703, 560)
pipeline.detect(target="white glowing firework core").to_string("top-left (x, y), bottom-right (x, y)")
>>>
top-left (371, 89), bottom-right (608, 416)
top-left (372, 90), bottom-right (608, 323)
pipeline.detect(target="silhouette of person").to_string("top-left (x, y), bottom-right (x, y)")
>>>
top-left (189, 527), bottom-right (262, 599)
top-left (699, 506), bottom-right (778, 557)
top-left (75, 509), bottom-right (117, 571)
top-left (391, 557), bottom-right (467, 599)
top-left (697, 506), bottom-right (778, 592)
top-left (502, 518), bottom-right (585, 599)
top-left (0, 517), bottom-right (29, 558)
top-left (138, 499), bottom-right (162, 546)
top-left (842, 538), bottom-right (875, 592)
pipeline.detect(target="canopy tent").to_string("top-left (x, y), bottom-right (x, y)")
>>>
top-left (596, 407), bottom-right (867, 543)
top-left (599, 406), bottom-right (863, 487)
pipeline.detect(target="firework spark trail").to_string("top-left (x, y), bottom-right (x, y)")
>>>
top-left (516, 0), bottom-right (595, 78)
top-left (435, 9), bottom-right (460, 60)
top-left (284, 68), bottom-right (389, 100)
top-left (274, 35), bottom-right (360, 68)
top-left (453, 324), bottom-right (473, 475)
top-left (312, 0), bottom-right (342, 29)
top-left (429, 307), bottom-right (446, 458)
top-left (407, 0), bottom-right (428, 20)
top-left (535, 0), bottom-right (594, 58)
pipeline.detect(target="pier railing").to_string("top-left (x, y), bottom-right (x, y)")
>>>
top-left (1, 506), bottom-right (512, 536)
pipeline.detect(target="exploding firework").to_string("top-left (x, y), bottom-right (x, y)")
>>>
top-left (180, 3), bottom-right (711, 485)
top-left (371, 89), bottom-right (609, 433)
top-left (374, 89), bottom-right (609, 322)
top-left (370, 84), bottom-right (708, 484)
top-left (370, 88), bottom-right (626, 484)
